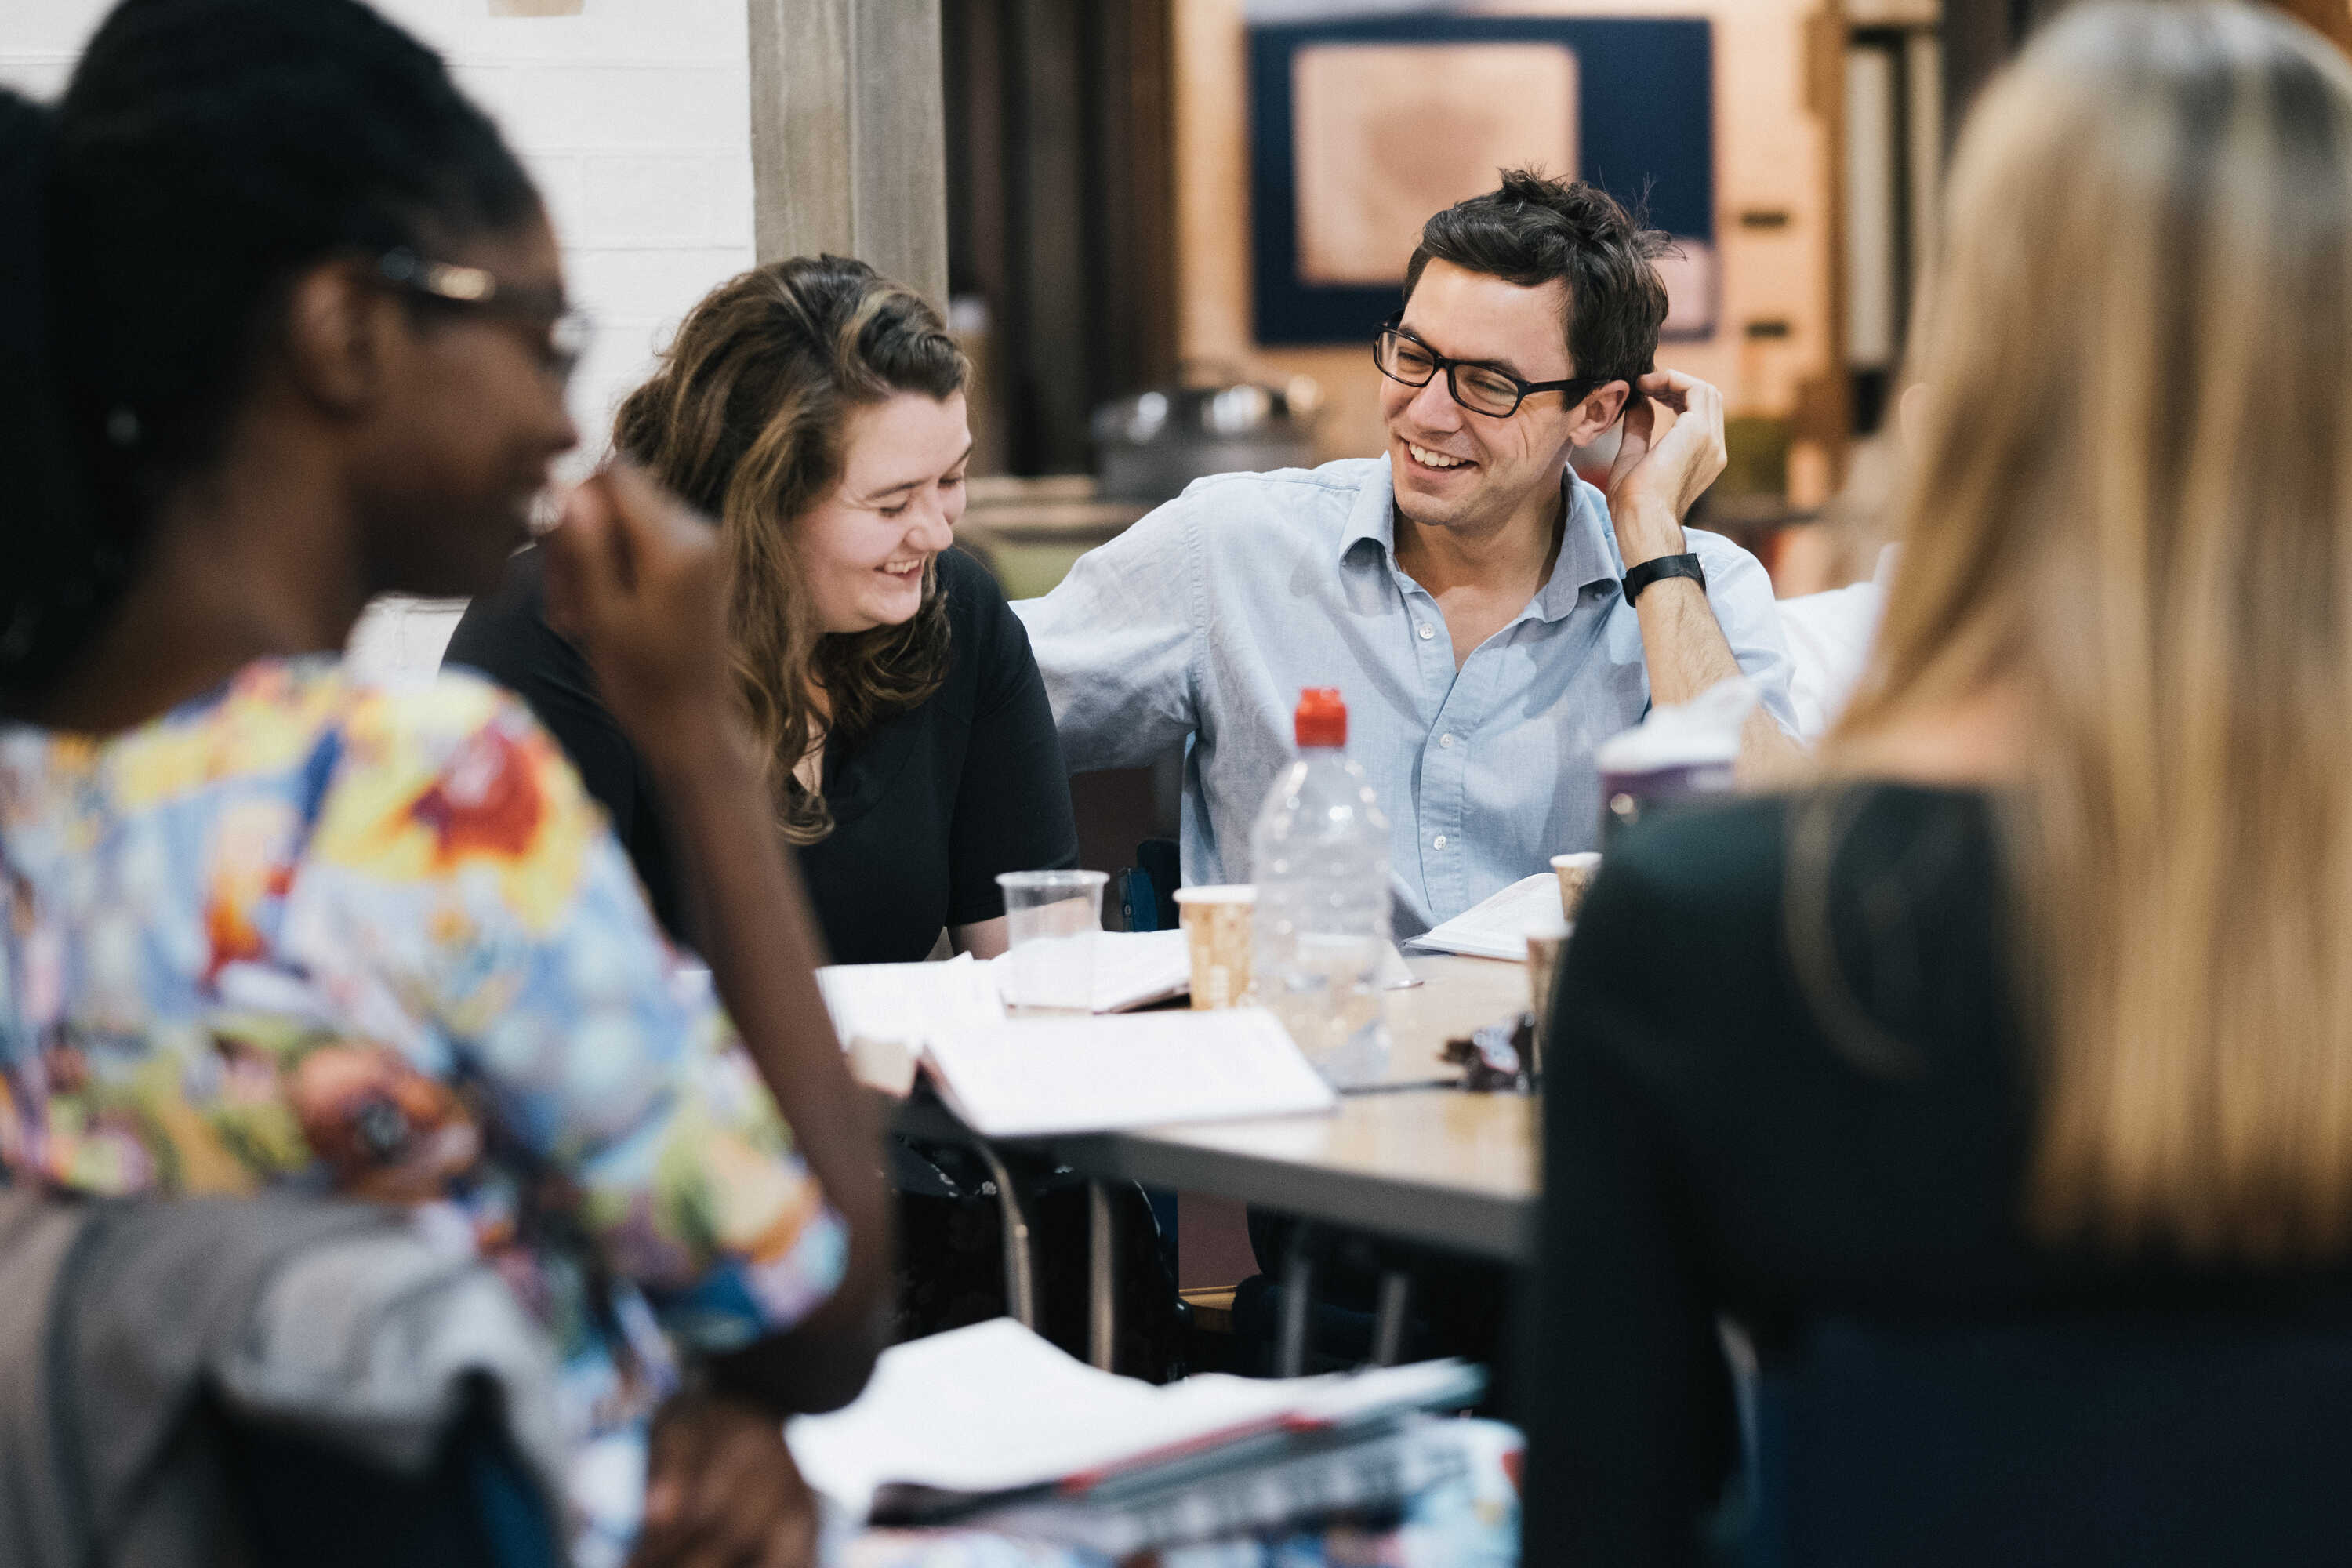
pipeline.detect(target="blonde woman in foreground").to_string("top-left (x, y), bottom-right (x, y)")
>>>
top-left (1526, 5), bottom-right (2352, 1563)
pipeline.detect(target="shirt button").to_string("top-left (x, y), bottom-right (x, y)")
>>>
top-left (1439, 733), bottom-right (1456, 749)
top-left (1417, 622), bottom-right (1436, 641)
top-left (1433, 834), bottom-right (1448, 849)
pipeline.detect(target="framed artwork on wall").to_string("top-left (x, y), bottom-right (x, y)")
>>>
top-left (1248, 14), bottom-right (1715, 346)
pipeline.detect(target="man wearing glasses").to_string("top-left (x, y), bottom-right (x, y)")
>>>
top-left (1014, 170), bottom-right (1800, 938)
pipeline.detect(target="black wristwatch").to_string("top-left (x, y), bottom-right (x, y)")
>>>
top-left (1622, 551), bottom-right (1706, 604)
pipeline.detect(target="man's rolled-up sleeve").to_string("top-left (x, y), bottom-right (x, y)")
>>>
top-left (1688, 528), bottom-right (1800, 737)
top-left (1010, 498), bottom-right (1201, 772)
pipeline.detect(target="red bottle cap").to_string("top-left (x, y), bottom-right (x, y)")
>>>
top-left (1294, 687), bottom-right (1347, 749)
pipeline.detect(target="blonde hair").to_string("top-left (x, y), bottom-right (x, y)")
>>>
top-left (612, 256), bottom-right (966, 844)
top-left (1829, 2), bottom-right (2352, 1258)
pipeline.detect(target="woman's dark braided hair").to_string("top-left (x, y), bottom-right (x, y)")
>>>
top-left (0, 0), bottom-right (540, 715)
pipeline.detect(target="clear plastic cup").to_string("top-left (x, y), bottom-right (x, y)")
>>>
top-left (996, 869), bottom-right (1109, 1014)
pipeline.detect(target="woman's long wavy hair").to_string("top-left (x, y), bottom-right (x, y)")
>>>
top-left (1823, 2), bottom-right (2352, 1259)
top-left (613, 256), bottom-right (965, 844)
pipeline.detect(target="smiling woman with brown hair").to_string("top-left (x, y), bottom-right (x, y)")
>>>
top-left (449, 255), bottom-right (1079, 965)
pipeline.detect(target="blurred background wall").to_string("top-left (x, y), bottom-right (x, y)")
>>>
top-left (3, 0), bottom-right (762, 472)
top-left (9, 0), bottom-right (2351, 602)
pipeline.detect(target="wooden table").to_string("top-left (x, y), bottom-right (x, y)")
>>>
top-left (1044, 954), bottom-right (1541, 1262)
top-left (887, 953), bottom-right (1543, 1371)
top-left (1055, 954), bottom-right (1541, 1372)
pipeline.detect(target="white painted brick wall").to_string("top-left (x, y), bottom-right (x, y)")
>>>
top-left (1, 0), bottom-right (760, 468)
top-left (3, 0), bottom-right (763, 673)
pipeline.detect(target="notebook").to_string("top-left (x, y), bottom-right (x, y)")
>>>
top-left (1403, 872), bottom-right (1563, 962)
top-left (786, 1316), bottom-right (1484, 1526)
top-left (919, 1006), bottom-right (1338, 1138)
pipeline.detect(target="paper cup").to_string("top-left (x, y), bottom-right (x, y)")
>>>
top-left (1525, 919), bottom-right (1570, 1076)
top-left (1174, 884), bottom-right (1256, 1009)
top-left (1551, 851), bottom-right (1602, 924)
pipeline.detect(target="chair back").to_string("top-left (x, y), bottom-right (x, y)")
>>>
top-left (1748, 1315), bottom-right (2352, 1568)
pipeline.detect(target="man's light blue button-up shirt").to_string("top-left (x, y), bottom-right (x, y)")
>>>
top-left (1011, 456), bottom-right (1795, 938)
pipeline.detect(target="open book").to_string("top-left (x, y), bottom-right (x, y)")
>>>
top-left (920, 1005), bottom-right (1338, 1138)
top-left (1403, 871), bottom-right (1563, 962)
top-left (788, 1317), bottom-right (1486, 1549)
top-left (993, 927), bottom-right (1194, 1014)
top-left (985, 929), bottom-right (1420, 1013)
top-left (815, 954), bottom-right (1004, 1094)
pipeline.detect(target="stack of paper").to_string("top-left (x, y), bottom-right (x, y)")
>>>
top-left (1403, 872), bottom-right (1564, 962)
top-left (787, 1318), bottom-right (1489, 1555)
top-left (920, 1006), bottom-right (1337, 1138)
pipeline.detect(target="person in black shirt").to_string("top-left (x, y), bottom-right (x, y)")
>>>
top-left (448, 257), bottom-right (1187, 1364)
top-left (1526, 6), bottom-right (2352, 1563)
top-left (447, 256), bottom-right (1078, 960)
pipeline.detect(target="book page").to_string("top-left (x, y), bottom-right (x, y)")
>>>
top-left (920, 1007), bottom-right (1338, 1138)
top-left (817, 955), bottom-right (1005, 1045)
top-left (786, 1317), bottom-right (1479, 1519)
top-left (989, 928), bottom-right (1193, 1014)
top-left (1403, 872), bottom-right (1563, 961)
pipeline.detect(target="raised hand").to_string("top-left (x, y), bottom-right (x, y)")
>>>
top-left (542, 463), bottom-right (746, 768)
top-left (1603, 368), bottom-right (1730, 564)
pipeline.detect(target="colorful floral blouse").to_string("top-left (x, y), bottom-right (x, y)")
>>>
top-left (0, 657), bottom-right (845, 1453)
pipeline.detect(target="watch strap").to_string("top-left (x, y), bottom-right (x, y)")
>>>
top-left (1623, 551), bottom-right (1706, 604)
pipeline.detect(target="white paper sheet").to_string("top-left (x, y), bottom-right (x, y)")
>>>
top-left (817, 956), bottom-right (1004, 1044)
top-left (920, 1006), bottom-right (1338, 1138)
top-left (786, 1317), bottom-right (1478, 1519)
top-left (1402, 872), bottom-right (1565, 961)
top-left (989, 927), bottom-right (1192, 1014)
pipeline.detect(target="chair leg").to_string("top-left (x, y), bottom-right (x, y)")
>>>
top-left (973, 1141), bottom-right (1036, 1331)
top-left (1370, 1269), bottom-right (1412, 1367)
top-left (1277, 1230), bottom-right (1316, 1378)
top-left (1087, 1181), bottom-right (1117, 1371)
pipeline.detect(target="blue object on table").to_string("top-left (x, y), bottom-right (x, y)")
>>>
top-left (1120, 867), bottom-right (1160, 933)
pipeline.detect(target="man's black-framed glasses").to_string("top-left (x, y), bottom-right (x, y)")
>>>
top-left (1372, 314), bottom-right (1610, 419)
top-left (376, 248), bottom-right (594, 387)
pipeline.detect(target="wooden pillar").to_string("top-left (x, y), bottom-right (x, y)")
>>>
top-left (746, 0), bottom-right (950, 306)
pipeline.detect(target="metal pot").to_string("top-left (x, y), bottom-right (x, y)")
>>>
top-left (1091, 368), bottom-right (1323, 503)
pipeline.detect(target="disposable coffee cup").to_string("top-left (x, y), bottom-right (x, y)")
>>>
top-left (1551, 851), bottom-right (1602, 924)
top-left (1173, 884), bottom-right (1256, 1010)
top-left (1593, 677), bottom-right (1755, 847)
top-left (1525, 917), bottom-right (1570, 1076)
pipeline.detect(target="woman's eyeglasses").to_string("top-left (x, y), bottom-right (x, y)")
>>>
top-left (1372, 314), bottom-right (1611, 419)
top-left (376, 248), bottom-right (594, 387)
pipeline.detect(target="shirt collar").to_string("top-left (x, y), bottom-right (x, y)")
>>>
top-left (1338, 456), bottom-right (1402, 565)
top-left (1343, 458), bottom-right (1624, 624)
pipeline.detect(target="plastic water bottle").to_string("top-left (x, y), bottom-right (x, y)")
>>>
top-left (1250, 688), bottom-right (1393, 1084)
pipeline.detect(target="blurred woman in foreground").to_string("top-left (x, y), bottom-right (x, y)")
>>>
top-left (1526, 4), bottom-right (2352, 1561)
top-left (0, 0), bottom-right (884, 1559)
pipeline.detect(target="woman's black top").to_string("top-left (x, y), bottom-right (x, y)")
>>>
top-left (444, 543), bottom-right (1079, 963)
top-left (1523, 783), bottom-right (2352, 1566)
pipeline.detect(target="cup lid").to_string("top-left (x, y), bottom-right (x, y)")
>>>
top-left (1174, 884), bottom-right (1258, 904)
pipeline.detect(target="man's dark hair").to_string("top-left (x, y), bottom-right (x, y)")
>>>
top-left (0, 0), bottom-right (539, 711)
top-left (1403, 169), bottom-right (1671, 390)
